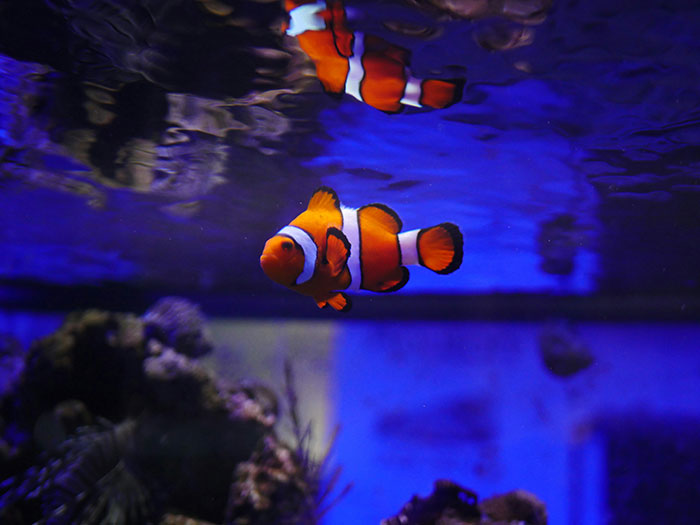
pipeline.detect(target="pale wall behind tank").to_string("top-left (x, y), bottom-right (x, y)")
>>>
top-left (327, 321), bottom-right (700, 525)
top-left (206, 319), bottom-right (339, 459)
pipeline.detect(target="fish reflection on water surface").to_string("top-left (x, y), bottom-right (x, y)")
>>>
top-left (283, 0), bottom-right (466, 113)
top-left (260, 187), bottom-right (463, 311)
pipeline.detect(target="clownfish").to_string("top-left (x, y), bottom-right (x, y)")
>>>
top-left (260, 187), bottom-right (463, 311)
top-left (283, 0), bottom-right (465, 113)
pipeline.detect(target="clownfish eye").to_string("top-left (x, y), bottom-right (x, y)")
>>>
top-left (281, 240), bottom-right (293, 251)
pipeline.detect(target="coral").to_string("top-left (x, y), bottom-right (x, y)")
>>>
top-left (143, 297), bottom-right (213, 358)
top-left (0, 419), bottom-right (152, 525)
top-left (3, 310), bottom-right (146, 442)
top-left (381, 480), bottom-right (481, 525)
top-left (226, 434), bottom-right (309, 525)
top-left (224, 362), bottom-right (351, 524)
top-left (480, 490), bottom-right (548, 525)
top-left (381, 481), bottom-right (547, 525)
top-left (0, 298), bottom-right (338, 524)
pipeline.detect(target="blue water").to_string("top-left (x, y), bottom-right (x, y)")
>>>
top-left (1, 0), bottom-right (700, 523)
top-left (1, 0), bottom-right (698, 300)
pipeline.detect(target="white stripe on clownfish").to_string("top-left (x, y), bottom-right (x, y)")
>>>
top-left (398, 229), bottom-right (420, 266)
top-left (343, 31), bottom-right (425, 109)
top-left (341, 206), bottom-right (362, 291)
top-left (277, 225), bottom-right (318, 285)
top-left (400, 77), bottom-right (423, 108)
top-left (345, 32), bottom-right (365, 103)
top-left (286, 1), bottom-right (326, 37)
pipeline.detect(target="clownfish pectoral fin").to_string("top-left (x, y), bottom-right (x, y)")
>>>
top-left (308, 186), bottom-right (341, 211)
top-left (417, 222), bottom-right (464, 274)
top-left (358, 203), bottom-right (403, 234)
top-left (315, 292), bottom-right (352, 312)
top-left (325, 227), bottom-right (350, 277)
top-left (328, 0), bottom-right (353, 57)
top-left (377, 266), bottom-right (410, 293)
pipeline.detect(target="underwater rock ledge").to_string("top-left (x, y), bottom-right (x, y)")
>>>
top-left (382, 479), bottom-right (548, 525)
top-left (0, 297), bottom-right (331, 524)
top-left (0, 297), bottom-right (547, 524)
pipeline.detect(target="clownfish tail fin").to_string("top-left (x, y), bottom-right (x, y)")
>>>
top-left (420, 78), bottom-right (465, 109)
top-left (416, 222), bottom-right (463, 274)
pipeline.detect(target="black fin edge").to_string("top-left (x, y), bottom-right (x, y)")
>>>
top-left (325, 227), bottom-right (351, 268)
top-left (311, 186), bottom-right (341, 209)
top-left (419, 77), bottom-right (466, 109)
top-left (358, 203), bottom-right (403, 231)
top-left (326, 226), bottom-right (351, 252)
top-left (418, 222), bottom-right (464, 274)
top-left (338, 292), bottom-right (352, 312)
top-left (377, 266), bottom-right (410, 293)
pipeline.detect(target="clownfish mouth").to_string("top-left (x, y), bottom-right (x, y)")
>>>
top-left (260, 253), bottom-right (277, 270)
top-left (260, 253), bottom-right (297, 287)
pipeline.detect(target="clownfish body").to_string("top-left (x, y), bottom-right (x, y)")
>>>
top-left (260, 187), bottom-right (463, 311)
top-left (283, 0), bottom-right (465, 113)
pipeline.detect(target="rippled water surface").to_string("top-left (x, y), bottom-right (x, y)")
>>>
top-left (1, 0), bottom-right (699, 307)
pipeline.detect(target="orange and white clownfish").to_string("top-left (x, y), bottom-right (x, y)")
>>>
top-left (283, 0), bottom-right (465, 113)
top-left (260, 186), bottom-right (463, 311)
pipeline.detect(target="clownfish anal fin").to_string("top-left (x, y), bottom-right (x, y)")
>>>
top-left (358, 203), bottom-right (403, 234)
top-left (315, 292), bottom-right (352, 312)
top-left (316, 298), bottom-right (329, 309)
top-left (308, 186), bottom-right (341, 211)
top-left (328, 292), bottom-right (352, 312)
top-left (325, 227), bottom-right (350, 277)
top-left (377, 266), bottom-right (410, 293)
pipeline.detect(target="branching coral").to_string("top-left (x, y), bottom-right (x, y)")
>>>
top-left (223, 362), bottom-right (351, 524)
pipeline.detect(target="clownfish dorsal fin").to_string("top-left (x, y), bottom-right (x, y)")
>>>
top-left (307, 186), bottom-right (341, 212)
top-left (358, 203), bottom-right (403, 234)
top-left (325, 227), bottom-right (350, 277)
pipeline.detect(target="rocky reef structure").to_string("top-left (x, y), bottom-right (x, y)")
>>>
top-left (0, 297), bottom-right (336, 524)
top-left (0, 297), bottom-right (547, 523)
top-left (382, 480), bottom-right (547, 525)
